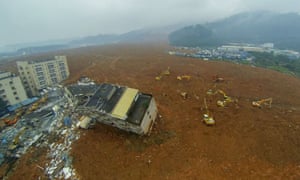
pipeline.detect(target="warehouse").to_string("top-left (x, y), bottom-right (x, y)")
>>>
top-left (65, 83), bottom-right (158, 135)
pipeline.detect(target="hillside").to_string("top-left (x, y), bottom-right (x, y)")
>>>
top-left (169, 11), bottom-right (300, 51)
top-left (2, 43), bottom-right (300, 179)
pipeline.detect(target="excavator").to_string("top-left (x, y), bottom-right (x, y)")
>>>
top-left (26, 95), bottom-right (48, 114)
top-left (207, 89), bottom-right (234, 107)
top-left (155, 67), bottom-right (170, 80)
top-left (8, 127), bottom-right (26, 150)
top-left (252, 98), bottom-right (272, 108)
top-left (177, 75), bottom-right (191, 81)
top-left (4, 108), bottom-right (25, 126)
top-left (203, 98), bottom-right (215, 125)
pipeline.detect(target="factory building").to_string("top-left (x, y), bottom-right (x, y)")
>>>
top-left (65, 83), bottom-right (158, 135)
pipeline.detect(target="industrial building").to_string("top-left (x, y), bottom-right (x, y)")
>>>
top-left (0, 71), bottom-right (28, 106)
top-left (65, 83), bottom-right (158, 135)
top-left (17, 56), bottom-right (70, 96)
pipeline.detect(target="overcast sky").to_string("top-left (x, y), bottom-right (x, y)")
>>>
top-left (1, 0), bottom-right (300, 47)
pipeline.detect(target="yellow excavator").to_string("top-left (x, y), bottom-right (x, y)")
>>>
top-left (216, 90), bottom-right (234, 107)
top-left (177, 75), bottom-right (191, 81)
top-left (252, 98), bottom-right (272, 108)
top-left (9, 127), bottom-right (26, 150)
top-left (207, 89), bottom-right (234, 107)
top-left (26, 94), bottom-right (48, 114)
top-left (155, 67), bottom-right (170, 80)
top-left (203, 98), bottom-right (215, 125)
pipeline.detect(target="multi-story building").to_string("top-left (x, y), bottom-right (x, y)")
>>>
top-left (0, 71), bottom-right (28, 106)
top-left (17, 56), bottom-right (70, 96)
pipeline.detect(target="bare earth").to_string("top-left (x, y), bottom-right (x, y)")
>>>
top-left (3, 42), bottom-right (300, 179)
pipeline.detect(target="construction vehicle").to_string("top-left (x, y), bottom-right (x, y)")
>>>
top-left (180, 92), bottom-right (188, 99)
top-left (9, 127), bottom-right (26, 150)
top-left (207, 89), bottom-right (235, 107)
top-left (203, 98), bottom-right (215, 125)
top-left (177, 75), bottom-right (191, 81)
top-left (252, 98), bottom-right (272, 108)
top-left (4, 108), bottom-right (25, 126)
top-left (155, 67), bottom-right (170, 80)
top-left (26, 95), bottom-right (48, 114)
top-left (216, 90), bottom-right (234, 107)
top-left (4, 117), bottom-right (18, 126)
top-left (212, 75), bottom-right (224, 83)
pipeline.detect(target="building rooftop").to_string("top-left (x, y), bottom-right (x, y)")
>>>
top-left (67, 84), bottom-right (100, 97)
top-left (68, 83), bottom-right (153, 126)
top-left (127, 94), bottom-right (152, 125)
top-left (111, 88), bottom-right (138, 120)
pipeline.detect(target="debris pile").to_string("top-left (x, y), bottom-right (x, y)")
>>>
top-left (44, 126), bottom-right (80, 179)
top-left (0, 86), bottom-right (81, 179)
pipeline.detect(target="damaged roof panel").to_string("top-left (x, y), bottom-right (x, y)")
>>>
top-left (111, 88), bottom-right (138, 119)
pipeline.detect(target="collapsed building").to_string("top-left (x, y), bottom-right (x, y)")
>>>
top-left (65, 83), bottom-right (158, 135)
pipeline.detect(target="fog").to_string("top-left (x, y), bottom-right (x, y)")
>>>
top-left (1, 0), bottom-right (300, 46)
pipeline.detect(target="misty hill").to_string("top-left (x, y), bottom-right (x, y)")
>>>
top-left (0, 25), bottom-right (181, 60)
top-left (169, 11), bottom-right (300, 51)
top-left (69, 25), bottom-right (182, 46)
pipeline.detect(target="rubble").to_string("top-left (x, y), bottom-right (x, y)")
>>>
top-left (0, 86), bottom-right (80, 179)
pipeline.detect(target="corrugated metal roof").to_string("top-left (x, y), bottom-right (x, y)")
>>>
top-left (111, 88), bottom-right (138, 119)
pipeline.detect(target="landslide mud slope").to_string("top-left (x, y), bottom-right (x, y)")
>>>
top-left (4, 43), bottom-right (300, 179)
top-left (66, 43), bottom-right (300, 179)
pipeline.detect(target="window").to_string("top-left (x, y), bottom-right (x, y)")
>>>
top-left (13, 92), bottom-right (17, 95)
top-left (35, 67), bottom-right (42, 72)
top-left (11, 86), bottom-right (16, 90)
top-left (60, 66), bottom-right (65, 71)
top-left (51, 78), bottom-right (58, 83)
top-left (38, 76), bottom-right (45, 81)
top-left (9, 81), bottom-right (13, 85)
top-left (15, 97), bottom-right (19, 100)
top-left (49, 69), bottom-right (56, 74)
top-left (2, 95), bottom-right (6, 98)
top-left (61, 71), bottom-right (67, 79)
top-left (0, 89), bottom-right (4, 94)
top-left (40, 81), bottom-right (46, 86)
top-left (48, 63), bottom-right (54, 69)
top-left (37, 72), bottom-right (44, 76)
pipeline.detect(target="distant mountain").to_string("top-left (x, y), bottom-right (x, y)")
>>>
top-left (169, 11), bottom-right (300, 51)
top-left (0, 24), bottom-right (182, 60)
top-left (69, 25), bottom-right (182, 46)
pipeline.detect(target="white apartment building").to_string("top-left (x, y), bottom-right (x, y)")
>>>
top-left (17, 56), bottom-right (70, 96)
top-left (0, 71), bottom-right (28, 106)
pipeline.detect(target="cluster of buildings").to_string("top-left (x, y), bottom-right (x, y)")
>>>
top-left (1, 56), bottom-right (158, 136)
top-left (0, 56), bottom-right (69, 111)
top-left (0, 55), bottom-right (158, 178)
top-left (169, 43), bottom-right (300, 61)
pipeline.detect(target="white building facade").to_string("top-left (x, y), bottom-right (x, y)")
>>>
top-left (0, 71), bottom-right (28, 106)
top-left (17, 56), bottom-right (70, 96)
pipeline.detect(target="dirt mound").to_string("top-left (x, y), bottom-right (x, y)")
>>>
top-left (5, 43), bottom-right (300, 179)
